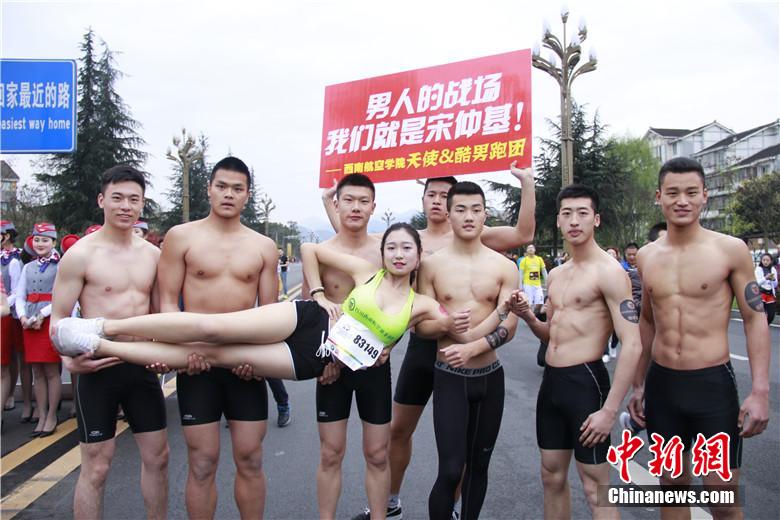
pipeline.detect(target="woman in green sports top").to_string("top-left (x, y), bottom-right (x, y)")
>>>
top-left (51, 224), bottom-right (472, 381)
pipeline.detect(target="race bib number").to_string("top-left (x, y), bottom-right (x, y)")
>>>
top-left (326, 315), bottom-right (385, 371)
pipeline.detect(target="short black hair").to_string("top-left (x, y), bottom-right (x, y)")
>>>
top-left (446, 181), bottom-right (485, 211)
top-left (211, 156), bottom-right (252, 188)
top-left (424, 176), bottom-right (457, 192)
top-left (101, 165), bottom-right (146, 194)
top-left (624, 242), bottom-right (639, 252)
top-left (556, 184), bottom-right (599, 212)
top-left (647, 222), bottom-right (667, 242)
top-left (337, 173), bottom-right (375, 199)
top-left (658, 157), bottom-right (705, 188)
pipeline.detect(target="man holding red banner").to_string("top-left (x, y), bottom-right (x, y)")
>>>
top-left (323, 161), bottom-right (535, 519)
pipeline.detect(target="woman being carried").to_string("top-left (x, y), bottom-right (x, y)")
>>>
top-left (52, 224), bottom-right (472, 380)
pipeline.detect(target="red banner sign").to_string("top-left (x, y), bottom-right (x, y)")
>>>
top-left (319, 49), bottom-right (532, 187)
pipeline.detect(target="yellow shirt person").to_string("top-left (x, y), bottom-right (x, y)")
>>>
top-left (518, 245), bottom-right (547, 309)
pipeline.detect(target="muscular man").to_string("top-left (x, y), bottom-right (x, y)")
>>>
top-left (51, 166), bottom-right (168, 519)
top-left (157, 156), bottom-right (279, 519)
top-left (326, 163), bottom-right (535, 519)
top-left (629, 157), bottom-right (770, 520)
top-left (510, 184), bottom-right (642, 519)
top-left (415, 181), bottom-right (521, 520)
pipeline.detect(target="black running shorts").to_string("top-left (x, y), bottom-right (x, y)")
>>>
top-left (76, 363), bottom-right (167, 443)
top-left (645, 361), bottom-right (742, 469)
top-left (285, 300), bottom-right (331, 381)
top-left (316, 361), bottom-right (392, 425)
top-left (394, 332), bottom-right (438, 406)
top-left (536, 360), bottom-right (611, 464)
top-left (177, 368), bottom-right (268, 426)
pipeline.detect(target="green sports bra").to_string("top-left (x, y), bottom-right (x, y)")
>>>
top-left (342, 269), bottom-right (415, 345)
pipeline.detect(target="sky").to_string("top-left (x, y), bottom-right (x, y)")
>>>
top-left (2, 0), bottom-right (778, 232)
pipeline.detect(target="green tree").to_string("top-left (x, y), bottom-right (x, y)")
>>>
top-left (37, 29), bottom-right (148, 233)
top-left (5, 182), bottom-right (52, 241)
top-left (488, 103), bottom-right (652, 254)
top-left (240, 167), bottom-right (262, 229)
top-left (410, 211), bottom-right (427, 230)
top-left (600, 137), bottom-right (661, 247)
top-left (730, 170), bottom-right (780, 249)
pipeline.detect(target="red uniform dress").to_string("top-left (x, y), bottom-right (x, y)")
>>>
top-left (1, 248), bottom-right (24, 365)
top-left (17, 254), bottom-right (60, 363)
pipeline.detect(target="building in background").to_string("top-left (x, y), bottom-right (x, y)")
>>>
top-left (645, 119), bottom-right (780, 232)
top-left (1, 161), bottom-right (20, 214)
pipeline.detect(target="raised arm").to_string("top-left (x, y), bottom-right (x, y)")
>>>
top-left (156, 226), bottom-right (188, 313)
top-left (729, 239), bottom-right (770, 438)
top-left (322, 180), bottom-right (340, 233)
top-left (479, 161), bottom-right (536, 251)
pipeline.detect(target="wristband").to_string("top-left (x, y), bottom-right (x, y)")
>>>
top-left (310, 287), bottom-right (325, 298)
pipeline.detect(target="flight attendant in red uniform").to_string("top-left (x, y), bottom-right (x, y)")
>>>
top-left (16, 222), bottom-right (61, 437)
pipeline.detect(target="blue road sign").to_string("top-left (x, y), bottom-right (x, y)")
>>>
top-left (0, 59), bottom-right (77, 153)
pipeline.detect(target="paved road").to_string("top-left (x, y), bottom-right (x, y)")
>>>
top-left (2, 262), bottom-right (778, 519)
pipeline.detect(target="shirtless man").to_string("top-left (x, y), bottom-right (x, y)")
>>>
top-left (414, 181), bottom-right (521, 520)
top-left (156, 156), bottom-right (279, 519)
top-left (628, 157), bottom-right (770, 520)
top-left (305, 173), bottom-right (393, 519)
top-left (51, 166), bottom-right (168, 519)
top-left (325, 163), bottom-right (535, 519)
top-left (510, 183), bottom-right (642, 519)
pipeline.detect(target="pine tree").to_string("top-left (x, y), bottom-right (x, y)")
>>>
top-left (37, 29), bottom-right (148, 233)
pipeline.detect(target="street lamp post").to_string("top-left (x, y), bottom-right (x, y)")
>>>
top-left (532, 7), bottom-right (597, 187)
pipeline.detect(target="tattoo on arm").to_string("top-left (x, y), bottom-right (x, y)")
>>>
top-left (619, 299), bottom-right (640, 323)
top-left (744, 281), bottom-right (764, 312)
top-left (485, 326), bottom-right (509, 349)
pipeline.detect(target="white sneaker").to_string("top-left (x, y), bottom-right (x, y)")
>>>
top-left (60, 317), bottom-right (105, 337)
top-left (52, 318), bottom-right (102, 357)
top-left (601, 354), bottom-right (610, 363)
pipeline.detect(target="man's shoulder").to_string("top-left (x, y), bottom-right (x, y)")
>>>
top-left (706, 230), bottom-right (747, 253)
top-left (243, 227), bottom-right (277, 250)
top-left (134, 236), bottom-right (161, 259)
